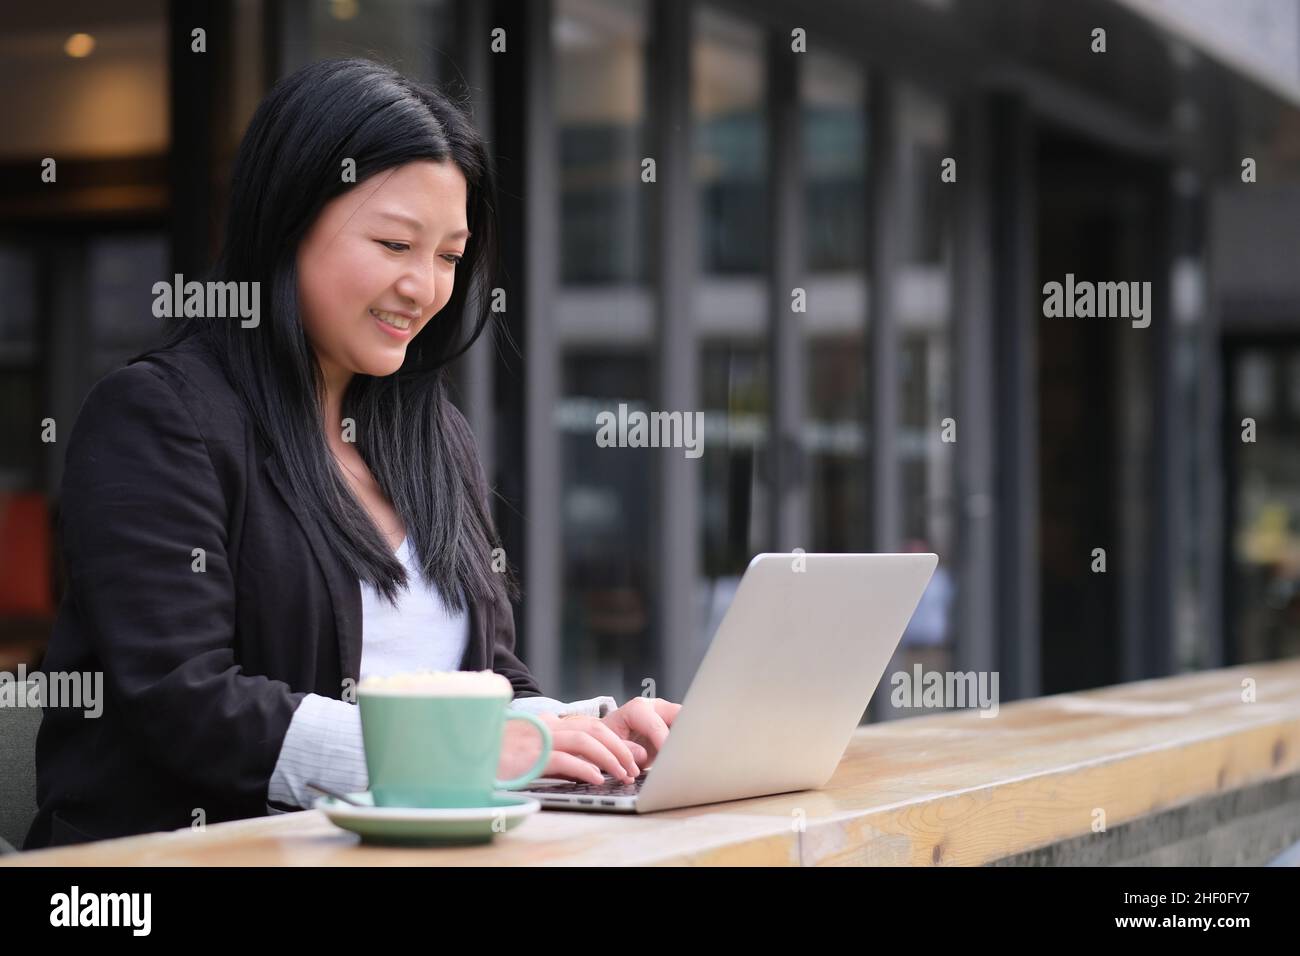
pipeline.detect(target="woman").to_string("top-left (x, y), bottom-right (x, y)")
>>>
top-left (25, 58), bottom-right (678, 849)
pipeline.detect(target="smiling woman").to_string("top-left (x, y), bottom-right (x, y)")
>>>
top-left (156, 58), bottom-right (507, 613)
top-left (25, 58), bottom-right (677, 850)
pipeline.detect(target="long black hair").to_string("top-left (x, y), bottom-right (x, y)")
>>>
top-left (141, 58), bottom-right (516, 612)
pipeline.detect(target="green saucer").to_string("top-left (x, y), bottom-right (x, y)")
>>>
top-left (314, 791), bottom-right (540, 846)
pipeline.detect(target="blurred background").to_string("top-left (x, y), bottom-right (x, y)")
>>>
top-left (2, 0), bottom-right (1300, 720)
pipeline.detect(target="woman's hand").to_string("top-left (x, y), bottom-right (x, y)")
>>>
top-left (498, 712), bottom-right (647, 785)
top-left (601, 696), bottom-right (681, 770)
top-left (497, 697), bottom-right (681, 786)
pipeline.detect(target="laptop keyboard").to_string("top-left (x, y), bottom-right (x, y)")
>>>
top-left (526, 771), bottom-right (649, 797)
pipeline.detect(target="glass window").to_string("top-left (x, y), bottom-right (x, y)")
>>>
top-left (295, 0), bottom-right (458, 84)
top-left (693, 7), bottom-right (769, 648)
top-left (0, 246), bottom-right (37, 357)
top-left (693, 7), bottom-right (767, 275)
top-left (554, 0), bottom-right (654, 701)
top-left (0, 244), bottom-right (39, 491)
top-left (897, 85), bottom-right (954, 267)
top-left (802, 50), bottom-right (868, 554)
top-left (875, 84), bottom-right (958, 718)
top-left (556, 0), bottom-right (648, 284)
top-left (803, 53), bottom-right (867, 272)
top-left (90, 233), bottom-right (168, 361)
top-left (1230, 347), bottom-right (1300, 664)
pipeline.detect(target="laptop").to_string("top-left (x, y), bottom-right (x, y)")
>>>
top-left (518, 551), bottom-right (938, 813)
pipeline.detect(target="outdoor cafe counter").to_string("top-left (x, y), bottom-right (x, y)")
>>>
top-left (7, 660), bottom-right (1299, 866)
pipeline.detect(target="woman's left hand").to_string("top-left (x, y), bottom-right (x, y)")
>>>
top-left (601, 696), bottom-right (681, 769)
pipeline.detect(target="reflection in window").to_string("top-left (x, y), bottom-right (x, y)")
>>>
top-left (556, 0), bottom-right (648, 284)
top-left (1231, 348), bottom-right (1300, 664)
top-left (694, 8), bottom-right (769, 648)
top-left (558, 355), bottom-right (655, 698)
top-left (803, 53), bottom-right (867, 272)
top-left (700, 345), bottom-right (768, 577)
top-left (897, 85), bottom-right (954, 267)
top-left (877, 84), bottom-right (958, 718)
top-left (554, 0), bottom-right (654, 701)
top-left (693, 7), bottom-right (767, 275)
top-left (802, 50), bottom-right (868, 554)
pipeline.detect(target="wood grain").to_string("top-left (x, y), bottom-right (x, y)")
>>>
top-left (6, 660), bottom-right (1297, 866)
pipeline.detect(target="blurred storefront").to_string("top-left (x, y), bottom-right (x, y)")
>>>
top-left (4, 0), bottom-right (1300, 715)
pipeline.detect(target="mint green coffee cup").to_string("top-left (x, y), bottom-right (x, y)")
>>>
top-left (358, 677), bottom-right (553, 809)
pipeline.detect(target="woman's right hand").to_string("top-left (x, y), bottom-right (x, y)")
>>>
top-left (500, 713), bottom-right (648, 785)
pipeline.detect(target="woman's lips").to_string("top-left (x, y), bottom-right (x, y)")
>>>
top-left (370, 308), bottom-right (414, 338)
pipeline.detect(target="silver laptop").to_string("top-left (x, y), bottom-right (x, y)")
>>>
top-left (518, 552), bottom-right (938, 813)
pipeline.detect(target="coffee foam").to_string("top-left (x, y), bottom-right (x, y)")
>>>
top-left (358, 669), bottom-right (512, 697)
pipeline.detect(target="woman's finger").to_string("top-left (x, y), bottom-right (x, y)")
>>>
top-left (625, 740), bottom-right (650, 764)
top-left (654, 699), bottom-right (683, 726)
top-left (578, 718), bottom-right (642, 778)
top-left (535, 712), bottom-right (642, 780)
top-left (556, 716), bottom-right (640, 779)
top-left (623, 699), bottom-right (672, 754)
top-left (552, 728), bottom-right (634, 783)
top-left (544, 750), bottom-right (605, 785)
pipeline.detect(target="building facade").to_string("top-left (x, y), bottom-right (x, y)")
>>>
top-left (3, 0), bottom-right (1300, 714)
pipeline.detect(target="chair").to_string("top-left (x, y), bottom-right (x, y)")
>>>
top-left (0, 493), bottom-right (54, 852)
top-left (0, 682), bottom-right (43, 853)
top-left (0, 492), bottom-right (55, 618)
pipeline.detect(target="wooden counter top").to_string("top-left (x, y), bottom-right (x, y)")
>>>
top-left (7, 660), bottom-right (1299, 866)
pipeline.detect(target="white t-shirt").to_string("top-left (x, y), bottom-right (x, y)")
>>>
top-left (357, 536), bottom-right (469, 678)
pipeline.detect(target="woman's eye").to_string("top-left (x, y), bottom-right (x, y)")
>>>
top-left (378, 240), bottom-right (409, 252)
top-left (442, 254), bottom-right (463, 265)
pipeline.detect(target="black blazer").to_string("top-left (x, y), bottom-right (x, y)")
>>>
top-left (24, 334), bottom-right (542, 850)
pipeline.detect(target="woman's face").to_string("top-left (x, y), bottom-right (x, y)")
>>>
top-left (296, 159), bottom-right (469, 383)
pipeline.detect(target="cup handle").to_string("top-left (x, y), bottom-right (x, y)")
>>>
top-left (494, 711), bottom-right (554, 790)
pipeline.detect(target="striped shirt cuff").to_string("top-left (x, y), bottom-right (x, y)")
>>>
top-left (509, 695), bottom-right (618, 719)
top-left (267, 693), bottom-right (368, 810)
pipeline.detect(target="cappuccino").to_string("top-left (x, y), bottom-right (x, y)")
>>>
top-left (358, 669), bottom-right (510, 697)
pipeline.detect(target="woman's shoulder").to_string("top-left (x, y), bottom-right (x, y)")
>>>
top-left (81, 332), bottom-right (248, 446)
top-left (128, 332), bottom-right (236, 400)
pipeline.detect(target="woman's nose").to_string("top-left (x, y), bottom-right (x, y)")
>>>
top-left (395, 269), bottom-right (438, 316)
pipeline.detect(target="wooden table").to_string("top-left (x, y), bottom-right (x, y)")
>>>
top-left (7, 660), bottom-right (1299, 866)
